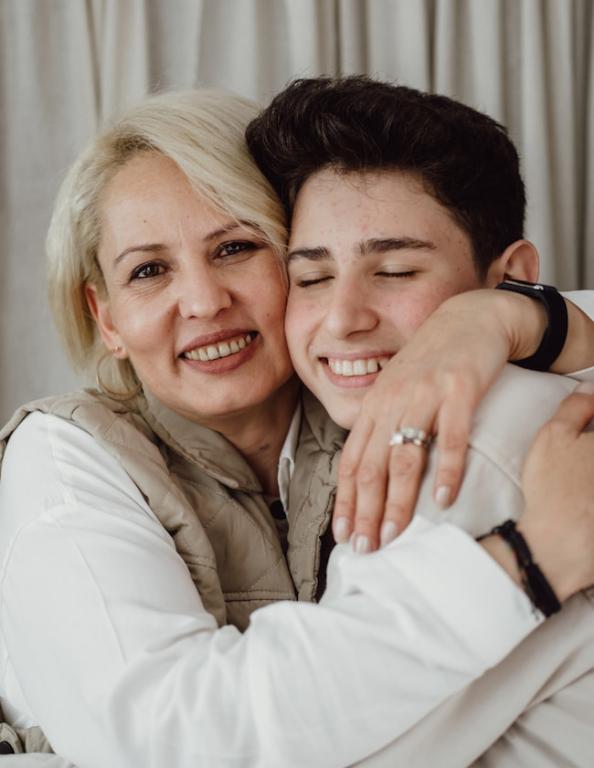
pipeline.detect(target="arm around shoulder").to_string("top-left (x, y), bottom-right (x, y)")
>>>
top-left (0, 412), bottom-right (543, 768)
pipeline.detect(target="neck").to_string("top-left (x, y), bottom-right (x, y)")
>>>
top-left (205, 376), bottom-right (300, 496)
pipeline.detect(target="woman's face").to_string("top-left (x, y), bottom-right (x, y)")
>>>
top-left (87, 152), bottom-right (293, 426)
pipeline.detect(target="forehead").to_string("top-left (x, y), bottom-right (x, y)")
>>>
top-left (290, 167), bottom-right (466, 246)
top-left (100, 152), bottom-right (197, 211)
top-left (98, 152), bottom-right (231, 236)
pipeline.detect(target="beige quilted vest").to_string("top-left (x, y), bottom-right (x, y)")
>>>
top-left (0, 386), bottom-right (345, 755)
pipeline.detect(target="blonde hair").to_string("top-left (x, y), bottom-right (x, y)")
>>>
top-left (46, 89), bottom-right (288, 395)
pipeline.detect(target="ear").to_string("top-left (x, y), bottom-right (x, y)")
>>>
top-left (85, 283), bottom-right (127, 359)
top-left (484, 239), bottom-right (540, 287)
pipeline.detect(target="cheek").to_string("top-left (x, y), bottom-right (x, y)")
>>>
top-left (252, 260), bottom-right (288, 315)
top-left (246, 286), bottom-right (289, 353)
top-left (111, 295), bottom-right (172, 354)
top-left (285, 292), bottom-right (316, 359)
top-left (261, 290), bottom-right (287, 326)
top-left (384, 286), bottom-right (454, 340)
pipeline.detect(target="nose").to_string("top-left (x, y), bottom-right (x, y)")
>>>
top-left (177, 263), bottom-right (232, 320)
top-left (323, 275), bottom-right (379, 339)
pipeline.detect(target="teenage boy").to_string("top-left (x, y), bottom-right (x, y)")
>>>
top-left (247, 76), bottom-right (594, 766)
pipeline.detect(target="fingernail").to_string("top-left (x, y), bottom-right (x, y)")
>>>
top-left (576, 381), bottom-right (594, 395)
top-left (435, 485), bottom-right (451, 509)
top-left (380, 521), bottom-right (398, 547)
top-left (354, 534), bottom-right (370, 554)
top-left (333, 517), bottom-right (351, 544)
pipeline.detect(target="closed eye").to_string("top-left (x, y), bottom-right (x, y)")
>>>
top-left (294, 275), bottom-right (334, 288)
top-left (376, 270), bottom-right (417, 278)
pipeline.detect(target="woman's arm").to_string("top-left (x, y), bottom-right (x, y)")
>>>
top-left (334, 290), bottom-right (594, 551)
top-left (0, 412), bottom-right (549, 768)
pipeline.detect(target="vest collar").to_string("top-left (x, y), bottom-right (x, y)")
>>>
top-left (300, 389), bottom-right (348, 454)
top-left (138, 389), bottom-right (263, 492)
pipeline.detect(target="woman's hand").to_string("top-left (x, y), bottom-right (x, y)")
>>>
top-left (517, 383), bottom-right (594, 601)
top-left (334, 288), bottom-right (548, 552)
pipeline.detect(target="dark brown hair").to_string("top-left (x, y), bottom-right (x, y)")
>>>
top-left (246, 76), bottom-right (526, 275)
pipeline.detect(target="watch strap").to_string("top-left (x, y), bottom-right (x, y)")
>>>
top-left (496, 279), bottom-right (568, 372)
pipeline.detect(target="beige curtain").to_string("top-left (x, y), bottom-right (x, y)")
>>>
top-left (1, 0), bottom-right (592, 421)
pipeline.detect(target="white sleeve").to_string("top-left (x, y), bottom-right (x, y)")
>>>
top-left (0, 413), bottom-right (539, 768)
top-left (352, 365), bottom-right (592, 768)
top-left (564, 289), bottom-right (594, 319)
top-left (0, 758), bottom-right (76, 768)
top-left (563, 290), bottom-right (594, 381)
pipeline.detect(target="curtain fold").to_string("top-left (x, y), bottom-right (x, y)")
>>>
top-left (1, 0), bottom-right (591, 421)
top-left (1, 0), bottom-right (101, 416)
top-left (96, 0), bottom-right (151, 118)
top-left (339, 0), bottom-right (434, 88)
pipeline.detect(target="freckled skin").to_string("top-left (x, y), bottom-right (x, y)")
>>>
top-left (285, 169), bottom-right (486, 429)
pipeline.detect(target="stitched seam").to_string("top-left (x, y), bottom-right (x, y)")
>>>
top-left (465, 442), bottom-right (523, 489)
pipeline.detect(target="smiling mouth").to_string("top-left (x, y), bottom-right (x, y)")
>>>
top-left (182, 332), bottom-right (256, 362)
top-left (322, 355), bottom-right (392, 377)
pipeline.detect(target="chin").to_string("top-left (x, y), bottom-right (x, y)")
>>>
top-left (325, 401), bottom-right (358, 430)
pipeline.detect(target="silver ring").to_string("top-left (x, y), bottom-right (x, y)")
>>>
top-left (389, 427), bottom-right (433, 449)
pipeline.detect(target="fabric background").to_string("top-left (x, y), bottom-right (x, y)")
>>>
top-left (1, 0), bottom-right (592, 421)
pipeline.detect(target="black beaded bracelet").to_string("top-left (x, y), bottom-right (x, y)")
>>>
top-left (483, 520), bottom-right (561, 618)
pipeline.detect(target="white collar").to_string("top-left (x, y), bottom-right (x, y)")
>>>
top-left (277, 402), bottom-right (302, 513)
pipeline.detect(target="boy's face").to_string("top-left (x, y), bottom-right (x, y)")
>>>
top-left (285, 168), bottom-right (489, 428)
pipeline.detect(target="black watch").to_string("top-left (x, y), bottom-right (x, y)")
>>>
top-left (495, 279), bottom-right (568, 372)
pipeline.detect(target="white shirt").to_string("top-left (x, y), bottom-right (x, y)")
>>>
top-left (563, 290), bottom-right (594, 382)
top-left (0, 412), bottom-right (537, 768)
top-left (1, 289), bottom-right (591, 768)
top-left (277, 400), bottom-right (301, 512)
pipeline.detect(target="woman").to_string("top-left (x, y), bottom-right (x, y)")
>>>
top-left (0, 89), bottom-right (592, 768)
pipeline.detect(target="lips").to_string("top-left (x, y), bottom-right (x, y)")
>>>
top-left (180, 331), bottom-right (260, 376)
top-left (318, 351), bottom-right (393, 377)
top-left (181, 332), bottom-right (255, 362)
top-left (315, 352), bottom-right (395, 389)
top-left (326, 355), bottom-right (391, 377)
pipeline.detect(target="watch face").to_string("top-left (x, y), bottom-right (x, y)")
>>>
top-left (499, 278), bottom-right (543, 292)
top-left (496, 279), bottom-right (558, 296)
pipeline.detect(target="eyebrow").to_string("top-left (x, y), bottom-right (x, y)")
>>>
top-left (114, 221), bottom-right (261, 265)
top-left (203, 222), bottom-right (260, 242)
top-left (287, 237), bottom-right (436, 264)
top-left (286, 246), bottom-right (329, 264)
top-left (114, 243), bottom-right (165, 265)
top-left (359, 237), bottom-right (436, 255)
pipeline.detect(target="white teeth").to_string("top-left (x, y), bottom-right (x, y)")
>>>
top-left (328, 356), bottom-right (390, 377)
top-left (183, 333), bottom-right (254, 361)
